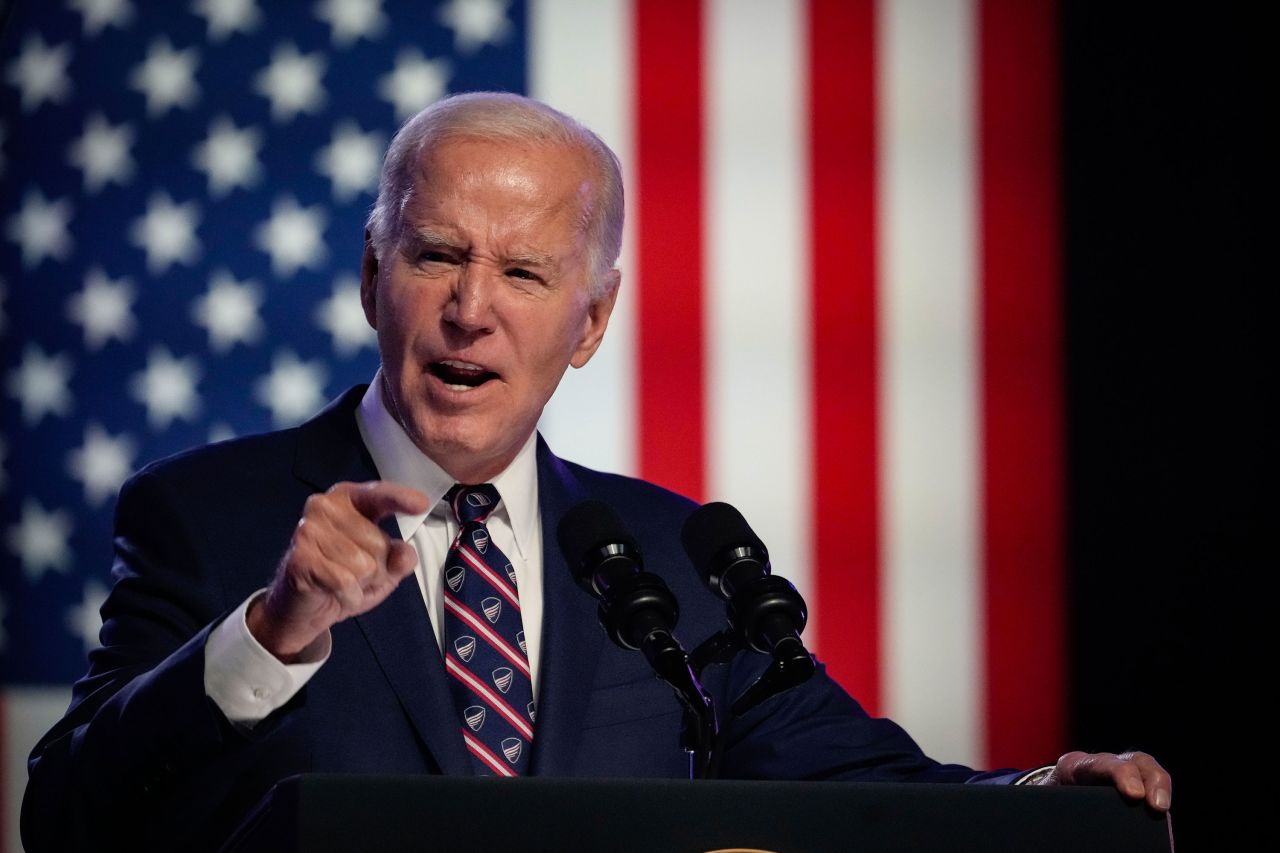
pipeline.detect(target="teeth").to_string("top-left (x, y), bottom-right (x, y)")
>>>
top-left (440, 359), bottom-right (485, 371)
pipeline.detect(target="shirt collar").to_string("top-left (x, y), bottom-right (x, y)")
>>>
top-left (355, 372), bottom-right (540, 560)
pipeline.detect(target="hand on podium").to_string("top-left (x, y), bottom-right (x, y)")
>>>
top-left (1035, 750), bottom-right (1172, 812)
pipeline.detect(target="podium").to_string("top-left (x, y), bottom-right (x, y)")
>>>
top-left (222, 774), bottom-right (1173, 852)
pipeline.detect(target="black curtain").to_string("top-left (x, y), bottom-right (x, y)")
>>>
top-left (1063, 3), bottom-right (1265, 849)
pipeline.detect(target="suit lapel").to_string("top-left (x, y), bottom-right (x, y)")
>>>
top-left (293, 387), bottom-right (471, 776)
top-left (528, 438), bottom-right (609, 775)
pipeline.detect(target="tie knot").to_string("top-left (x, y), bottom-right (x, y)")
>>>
top-left (446, 483), bottom-right (500, 525)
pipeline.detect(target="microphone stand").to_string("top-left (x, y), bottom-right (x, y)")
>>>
top-left (639, 630), bottom-right (718, 780)
top-left (593, 572), bottom-right (720, 780)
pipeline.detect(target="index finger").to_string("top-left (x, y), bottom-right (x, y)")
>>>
top-left (1122, 751), bottom-right (1172, 811)
top-left (344, 480), bottom-right (431, 521)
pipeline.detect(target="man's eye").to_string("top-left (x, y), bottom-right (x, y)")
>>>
top-left (420, 251), bottom-right (453, 263)
top-left (506, 268), bottom-right (537, 281)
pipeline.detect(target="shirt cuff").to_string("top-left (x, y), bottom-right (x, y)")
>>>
top-left (1014, 765), bottom-right (1056, 785)
top-left (203, 590), bottom-right (331, 727)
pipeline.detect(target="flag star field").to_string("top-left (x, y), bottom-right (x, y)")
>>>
top-left (0, 0), bottom-right (526, 684)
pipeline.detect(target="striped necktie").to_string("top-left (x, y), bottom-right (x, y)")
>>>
top-left (441, 483), bottom-right (535, 775)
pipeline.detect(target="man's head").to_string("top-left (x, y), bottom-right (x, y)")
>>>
top-left (366, 92), bottom-right (624, 296)
top-left (361, 92), bottom-right (623, 483)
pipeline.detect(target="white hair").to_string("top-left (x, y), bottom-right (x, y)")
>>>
top-left (366, 91), bottom-right (624, 297)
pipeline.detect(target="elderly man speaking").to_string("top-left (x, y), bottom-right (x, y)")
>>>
top-left (21, 93), bottom-right (1170, 852)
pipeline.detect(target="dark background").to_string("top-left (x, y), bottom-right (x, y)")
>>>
top-left (1063, 2), bottom-right (1264, 847)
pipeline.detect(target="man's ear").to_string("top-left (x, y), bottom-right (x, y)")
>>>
top-left (570, 269), bottom-right (622, 369)
top-left (360, 230), bottom-right (379, 329)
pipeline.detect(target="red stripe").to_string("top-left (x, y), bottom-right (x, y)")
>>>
top-left (978, 0), bottom-right (1065, 767)
top-left (457, 544), bottom-right (521, 609)
top-left (445, 655), bottom-right (535, 740)
top-left (634, 0), bottom-right (705, 501)
top-left (807, 0), bottom-right (881, 714)
top-left (443, 593), bottom-right (531, 676)
top-left (463, 732), bottom-right (517, 777)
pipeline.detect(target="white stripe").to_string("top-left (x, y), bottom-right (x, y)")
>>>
top-left (705, 0), bottom-right (815, 638)
top-left (530, 0), bottom-right (637, 476)
top-left (4, 686), bottom-right (72, 853)
top-left (879, 0), bottom-right (981, 765)
top-left (443, 594), bottom-right (531, 676)
top-left (445, 657), bottom-right (535, 740)
top-left (462, 732), bottom-right (517, 776)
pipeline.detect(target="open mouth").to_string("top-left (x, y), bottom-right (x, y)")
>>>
top-left (429, 359), bottom-right (499, 389)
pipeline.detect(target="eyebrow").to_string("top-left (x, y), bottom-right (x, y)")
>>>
top-left (401, 228), bottom-right (462, 252)
top-left (402, 228), bottom-right (557, 270)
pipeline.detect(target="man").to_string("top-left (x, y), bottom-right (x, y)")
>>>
top-left (21, 92), bottom-right (1170, 851)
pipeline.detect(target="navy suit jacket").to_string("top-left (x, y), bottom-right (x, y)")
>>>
top-left (22, 387), bottom-right (1014, 851)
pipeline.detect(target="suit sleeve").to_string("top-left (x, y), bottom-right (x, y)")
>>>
top-left (714, 643), bottom-right (1020, 783)
top-left (20, 468), bottom-right (298, 852)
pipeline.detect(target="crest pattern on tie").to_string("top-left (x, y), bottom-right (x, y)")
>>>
top-left (441, 483), bottom-right (535, 776)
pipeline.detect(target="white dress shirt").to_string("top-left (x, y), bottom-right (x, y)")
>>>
top-left (203, 374), bottom-right (544, 724)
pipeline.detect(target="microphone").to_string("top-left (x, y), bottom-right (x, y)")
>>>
top-left (681, 502), bottom-right (815, 714)
top-left (558, 501), bottom-right (719, 778)
top-left (681, 502), bottom-right (810, 656)
top-left (556, 500), bottom-right (682, 662)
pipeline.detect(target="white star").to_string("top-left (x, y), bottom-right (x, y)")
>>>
top-left (193, 0), bottom-right (262, 41)
top-left (130, 38), bottom-right (200, 117)
top-left (7, 499), bottom-right (73, 582)
top-left (192, 269), bottom-right (264, 351)
top-left (129, 346), bottom-right (202, 429)
top-left (66, 268), bottom-right (137, 349)
top-left (6, 344), bottom-right (73, 425)
top-left (315, 0), bottom-right (387, 47)
top-left (129, 192), bottom-right (201, 275)
top-left (254, 196), bottom-right (328, 278)
top-left (4, 35), bottom-right (73, 113)
top-left (439, 0), bottom-right (512, 54)
top-left (316, 274), bottom-right (375, 356)
top-left (69, 0), bottom-right (135, 36)
top-left (254, 43), bottom-right (326, 123)
top-left (67, 113), bottom-right (136, 193)
top-left (191, 115), bottom-right (263, 197)
top-left (315, 121), bottom-right (383, 201)
top-left (66, 580), bottom-right (110, 654)
top-left (6, 190), bottom-right (74, 269)
top-left (255, 350), bottom-right (328, 427)
top-left (377, 48), bottom-right (450, 122)
top-left (67, 423), bottom-right (136, 506)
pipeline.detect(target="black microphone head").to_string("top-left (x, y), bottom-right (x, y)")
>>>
top-left (557, 500), bottom-right (641, 591)
top-left (681, 501), bottom-right (769, 594)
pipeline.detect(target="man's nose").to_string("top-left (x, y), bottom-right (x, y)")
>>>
top-left (444, 263), bottom-right (496, 332)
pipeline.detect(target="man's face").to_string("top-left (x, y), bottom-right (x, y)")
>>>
top-left (361, 136), bottom-right (618, 482)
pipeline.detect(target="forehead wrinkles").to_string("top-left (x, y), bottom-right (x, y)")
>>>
top-left (404, 149), bottom-right (595, 265)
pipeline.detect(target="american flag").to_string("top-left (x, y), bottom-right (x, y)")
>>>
top-left (0, 1), bottom-right (1063, 848)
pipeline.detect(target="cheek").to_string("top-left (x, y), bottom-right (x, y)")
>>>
top-left (378, 282), bottom-right (436, 347)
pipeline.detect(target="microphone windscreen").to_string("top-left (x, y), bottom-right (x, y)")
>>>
top-left (681, 501), bottom-right (767, 580)
top-left (557, 500), bottom-right (636, 579)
